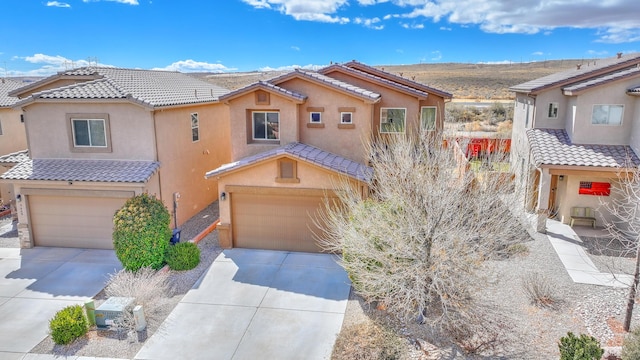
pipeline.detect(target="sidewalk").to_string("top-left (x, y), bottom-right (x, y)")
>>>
top-left (543, 218), bottom-right (633, 288)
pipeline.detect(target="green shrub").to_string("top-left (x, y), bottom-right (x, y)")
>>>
top-left (622, 327), bottom-right (640, 360)
top-left (49, 305), bottom-right (89, 345)
top-left (113, 193), bottom-right (172, 271)
top-left (166, 242), bottom-right (200, 271)
top-left (558, 332), bottom-right (604, 360)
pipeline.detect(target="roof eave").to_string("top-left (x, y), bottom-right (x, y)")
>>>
top-left (269, 70), bottom-right (380, 103)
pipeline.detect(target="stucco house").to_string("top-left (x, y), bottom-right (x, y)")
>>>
top-left (0, 79), bottom-right (28, 204)
top-left (1, 68), bottom-right (230, 249)
top-left (510, 52), bottom-right (640, 230)
top-left (206, 62), bottom-right (451, 252)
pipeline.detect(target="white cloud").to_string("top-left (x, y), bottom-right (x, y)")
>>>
top-left (242, 0), bottom-right (349, 23)
top-left (390, 0), bottom-right (640, 43)
top-left (400, 22), bottom-right (423, 29)
top-left (354, 17), bottom-right (384, 30)
top-left (439, 26), bottom-right (451, 31)
top-left (586, 50), bottom-right (609, 56)
top-left (291, 46), bottom-right (300, 51)
top-left (531, 51), bottom-right (544, 56)
top-left (82, 0), bottom-right (139, 4)
top-left (258, 64), bottom-right (326, 72)
top-left (431, 50), bottom-right (442, 61)
top-left (152, 60), bottom-right (237, 73)
top-left (7, 53), bottom-right (113, 76)
top-left (46, 1), bottom-right (71, 7)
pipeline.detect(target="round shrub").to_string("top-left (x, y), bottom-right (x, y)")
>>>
top-left (49, 305), bottom-right (88, 345)
top-left (166, 242), bottom-right (200, 271)
top-left (558, 332), bottom-right (604, 360)
top-left (113, 193), bottom-right (172, 271)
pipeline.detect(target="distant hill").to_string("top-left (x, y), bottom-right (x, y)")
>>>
top-left (197, 59), bottom-right (583, 100)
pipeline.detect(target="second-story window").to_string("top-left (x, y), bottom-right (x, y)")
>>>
top-left (341, 112), bottom-right (352, 124)
top-left (548, 103), bottom-right (558, 118)
top-left (72, 119), bottom-right (107, 147)
top-left (191, 113), bottom-right (199, 142)
top-left (310, 112), bottom-right (322, 123)
top-left (253, 111), bottom-right (279, 140)
top-left (592, 105), bottom-right (623, 125)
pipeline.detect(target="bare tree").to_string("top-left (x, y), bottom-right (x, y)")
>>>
top-left (317, 133), bottom-right (527, 332)
top-left (600, 167), bottom-right (640, 332)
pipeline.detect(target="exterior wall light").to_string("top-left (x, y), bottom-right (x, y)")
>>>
top-left (220, 192), bottom-right (226, 201)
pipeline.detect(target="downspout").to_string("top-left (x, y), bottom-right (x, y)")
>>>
top-left (152, 111), bottom-right (163, 201)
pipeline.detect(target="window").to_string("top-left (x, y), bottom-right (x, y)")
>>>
top-left (380, 108), bottom-right (406, 133)
top-left (276, 159), bottom-right (299, 183)
top-left (310, 112), bottom-right (322, 123)
top-left (579, 181), bottom-right (611, 196)
top-left (191, 113), bottom-right (199, 142)
top-left (72, 119), bottom-right (107, 147)
top-left (341, 112), bottom-right (352, 124)
top-left (420, 106), bottom-right (437, 131)
top-left (253, 111), bottom-right (279, 140)
top-left (592, 105), bottom-right (623, 125)
top-left (548, 103), bottom-right (558, 118)
top-left (0, 119), bottom-right (3, 135)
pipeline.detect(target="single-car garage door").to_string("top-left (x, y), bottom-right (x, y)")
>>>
top-left (29, 195), bottom-right (127, 249)
top-left (231, 192), bottom-right (333, 253)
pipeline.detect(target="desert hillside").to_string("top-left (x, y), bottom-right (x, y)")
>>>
top-left (198, 59), bottom-right (583, 100)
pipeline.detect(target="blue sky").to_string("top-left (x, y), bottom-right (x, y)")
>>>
top-left (1, 0), bottom-right (639, 76)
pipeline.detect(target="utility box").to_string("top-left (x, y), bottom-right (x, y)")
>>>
top-left (95, 297), bottom-right (135, 328)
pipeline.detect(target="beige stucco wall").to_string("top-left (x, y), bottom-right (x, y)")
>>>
top-left (552, 173), bottom-right (620, 226)
top-left (628, 97), bottom-right (640, 155)
top-left (227, 92), bottom-right (299, 161)
top-left (24, 102), bottom-right (156, 160)
top-left (154, 103), bottom-right (231, 226)
top-left (533, 89), bottom-right (567, 129)
top-left (0, 108), bottom-right (27, 156)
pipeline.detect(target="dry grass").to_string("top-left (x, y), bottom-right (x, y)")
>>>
top-left (521, 271), bottom-right (559, 308)
top-left (332, 321), bottom-right (409, 360)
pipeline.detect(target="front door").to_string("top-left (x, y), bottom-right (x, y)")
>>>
top-left (548, 175), bottom-right (558, 217)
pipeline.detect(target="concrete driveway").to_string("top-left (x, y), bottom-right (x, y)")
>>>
top-left (0, 247), bottom-right (122, 356)
top-left (135, 249), bottom-right (351, 360)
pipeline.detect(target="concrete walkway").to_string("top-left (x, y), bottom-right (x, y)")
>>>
top-left (544, 218), bottom-right (633, 288)
top-left (135, 249), bottom-right (351, 360)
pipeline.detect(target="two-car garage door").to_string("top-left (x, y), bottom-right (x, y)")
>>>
top-left (231, 192), bottom-right (334, 253)
top-left (29, 195), bottom-right (127, 249)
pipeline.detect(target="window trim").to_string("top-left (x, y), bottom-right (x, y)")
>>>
top-left (380, 107), bottom-right (407, 134)
top-left (276, 158), bottom-right (300, 183)
top-left (310, 112), bottom-right (322, 123)
top-left (591, 104), bottom-right (624, 126)
top-left (255, 91), bottom-right (270, 105)
top-left (67, 113), bottom-right (112, 153)
top-left (251, 111), bottom-right (280, 141)
top-left (340, 112), bottom-right (353, 124)
top-left (420, 106), bottom-right (437, 131)
top-left (191, 113), bottom-right (200, 142)
top-left (548, 102), bottom-right (559, 119)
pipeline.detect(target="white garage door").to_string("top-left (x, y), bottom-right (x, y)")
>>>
top-left (29, 195), bottom-right (127, 249)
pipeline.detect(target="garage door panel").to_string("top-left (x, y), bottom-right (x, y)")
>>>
top-left (232, 193), bottom-right (330, 253)
top-left (29, 195), bottom-right (126, 249)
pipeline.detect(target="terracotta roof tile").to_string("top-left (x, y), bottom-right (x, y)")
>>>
top-left (205, 142), bottom-right (372, 182)
top-left (219, 81), bottom-right (307, 102)
top-left (0, 150), bottom-right (29, 165)
top-left (1, 159), bottom-right (160, 183)
top-left (269, 69), bottom-right (381, 102)
top-left (563, 66), bottom-right (640, 94)
top-left (324, 64), bottom-right (430, 99)
top-left (527, 128), bottom-right (640, 168)
top-left (0, 79), bottom-right (24, 107)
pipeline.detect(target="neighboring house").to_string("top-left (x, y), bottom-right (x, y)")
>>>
top-left (0, 79), bottom-right (28, 204)
top-left (1, 68), bottom-right (230, 249)
top-left (206, 61), bottom-right (451, 252)
top-left (510, 52), bottom-right (640, 230)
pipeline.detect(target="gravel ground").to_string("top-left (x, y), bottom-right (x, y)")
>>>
top-left (337, 219), bottom-right (639, 359)
top-left (29, 201), bottom-right (222, 359)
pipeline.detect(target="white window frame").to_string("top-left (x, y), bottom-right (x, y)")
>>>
top-left (420, 106), bottom-right (437, 131)
top-left (310, 112), bottom-right (322, 123)
top-left (252, 111), bottom-right (280, 140)
top-left (591, 104), bottom-right (624, 126)
top-left (191, 113), bottom-right (199, 142)
top-left (340, 112), bottom-right (353, 124)
top-left (548, 102), bottom-right (559, 118)
top-left (71, 118), bottom-right (107, 148)
top-left (380, 107), bottom-right (406, 133)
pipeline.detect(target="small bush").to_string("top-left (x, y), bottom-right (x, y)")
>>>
top-left (558, 332), bottom-right (604, 360)
top-left (166, 242), bottom-right (200, 271)
top-left (521, 272), bottom-right (557, 307)
top-left (113, 193), bottom-right (172, 271)
top-left (622, 327), bottom-right (640, 360)
top-left (332, 321), bottom-right (406, 360)
top-left (49, 305), bottom-right (89, 345)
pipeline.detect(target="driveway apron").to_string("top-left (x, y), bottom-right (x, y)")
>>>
top-left (135, 249), bottom-right (351, 360)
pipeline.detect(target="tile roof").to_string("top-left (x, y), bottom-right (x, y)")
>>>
top-left (563, 66), bottom-right (640, 94)
top-left (1, 159), bottom-right (160, 183)
top-left (342, 60), bottom-right (453, 99)
top-left (0, 78), bottom-right (24, 107)
top-left (0, 150), bottom-right (29, 165)
top-left (16, 67), bottom-right (230, 109)
top-left (219, 81), bottom-right (307, 103)
top-left (627, 85), bottom-right (640, 94)
top-left (269, 69), bottom-right (381, 102)
top-left (510, 53), bottom-right (640, 93)
top-left (322, 64), bottom-right (429, 99)
top-left (205, 142), bottom-right (372, 182)
top-left (527, 128), bottom-right (640, 168)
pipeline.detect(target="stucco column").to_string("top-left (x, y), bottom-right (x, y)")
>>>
top-left (535, 168), bottom-right (551, 233)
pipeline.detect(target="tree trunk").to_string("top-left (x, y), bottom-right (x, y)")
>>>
top-left (624, 242), bottom-right (640, 331)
